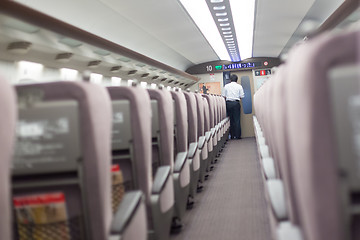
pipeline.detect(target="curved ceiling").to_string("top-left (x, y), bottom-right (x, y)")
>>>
top-left (14, 0), bottom-right (345, 71)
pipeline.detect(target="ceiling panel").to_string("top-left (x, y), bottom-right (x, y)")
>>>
top-left (253, 0), bottom-right (315, 57)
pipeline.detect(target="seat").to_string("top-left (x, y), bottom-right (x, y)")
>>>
top-left (183, 91), bottom-right (201, 195)
top-left (203, 94), bottom-right (217, 165)
top-left (285, 29), bottom-right (360, 240)
top-left (0, 77), bottom-right (16, 240)
top-left (107, 85), bottom-right (174, 240)
top-left (147, 87), bottom-right (190, 229)
top-left (13, 81), bottom-right (147, 240)
top-left (202, 97), bottom-right (213, 175)
top-left (194, 93), bottom-right (208, 183)
top-left (171, 90), bottom-right (199, 205)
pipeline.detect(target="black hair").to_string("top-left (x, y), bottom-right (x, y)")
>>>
top-left (230, 74), bottom-right (238, 82)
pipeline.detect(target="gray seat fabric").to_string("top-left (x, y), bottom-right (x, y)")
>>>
top-left (147, 88), bottom-right (190, 222)
top-left (107, 86), bottom-right (174, 240)
top-left (13, 81), bottom-right (113, 240)
top-left (0, 77), bottom-right (17, 240)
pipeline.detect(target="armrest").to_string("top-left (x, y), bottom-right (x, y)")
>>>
top-left (259, 145), bottom-right (270, 158)
top-left (277, 222), bottom-right (303, 240)
top-left (205, 131), bottom-right (211, 142)
top-left (215, 125), bottom-right (220, 132)
top-left (211, 128), bottom-right (216, 137)
top-left (262, 157), bottom-right (276, 179)
top-left (110, 190), bottom-right (143, 235)
top-left (266, 179), bottom-right (288, 221)
top-left (152, 166), bottom-right (171, 194)
top-left (174, 151), bottom-right (187, 173)
top-left (187, 142), bottom-right (198, 159)
top-left (198, 136), bottom-right (206, 149)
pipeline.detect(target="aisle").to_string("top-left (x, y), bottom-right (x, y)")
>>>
top-left (171, 138), bottom-right (271, 240)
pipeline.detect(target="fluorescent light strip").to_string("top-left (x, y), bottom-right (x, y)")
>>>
top-left (220, 23), bottom-right (230, 27)
top-left (230, 0), bottom-right (255, 59)
top-left (222, 27), bottom-right (231, 31)
top-left (213, 6), bottom-right (225, 10)
top-left (218, 18), bottom-right (229, 22)
top-left (210, 0), bottom-right (224, 2)
top-left (223, 31), bottom-right (232, 34)
top-left (179, 0), bottom-right (230, 60)
top-left (224, 35), bottom-right (233, 38)
top-left (216, 12), bottom-right (227, 16)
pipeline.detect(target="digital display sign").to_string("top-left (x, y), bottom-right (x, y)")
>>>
top-left (223, 62), bottom-right (262, 70)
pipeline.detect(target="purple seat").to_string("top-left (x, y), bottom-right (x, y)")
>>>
top-left (13, 81), bottom-right (147, 240)
top-left (0, 77), bottom-right (16, 240)
top-left (194, 93), bottom-right (208, 183)
top-left (147, 87), bottom-right (190, 227)
top-left (179, 91), bottom-right (200, 200)
top-left (107, 85), bottom-right (174, 240)
top-left (285, 30), bottom-right (360, 240)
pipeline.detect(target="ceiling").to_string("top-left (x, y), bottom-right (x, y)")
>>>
top-left (13, 0), bottom-right (346, 72)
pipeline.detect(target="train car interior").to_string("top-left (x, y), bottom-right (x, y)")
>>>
top-left (1, 0), bottom-right (360, 239)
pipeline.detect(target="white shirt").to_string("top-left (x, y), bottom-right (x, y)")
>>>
top-left (223, 82), bottom-right (245, 101)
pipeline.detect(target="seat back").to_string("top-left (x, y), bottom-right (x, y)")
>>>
top-left (107, 86), bottom-right (152, 209)
top-left (194, 93), bottom-right (205, 138)
top-left (170, 90), bottom-right (188, 154)
top-left (13, 81), bottom-right (112, 240)
top-left (183, 92), bottom-right (198, 144)
top-left (285, 30), bottom-right (359, 240)
top-left (147, 88), bottom-right (174, 172)
top-left (0, 77), bottom-right (16, 240)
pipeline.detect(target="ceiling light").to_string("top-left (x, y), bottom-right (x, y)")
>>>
top-left (222, 27), bottom-right (231, 31)
top-left (216, 12), bottom-right (227, 17)
top-left (60, 68), bottom-right (78, 81)
top-left (224, 35), bottom-right (233, 38)
top-left (119, 57), bottom-right (131, 62)
top-left (90, 73), bottom-right (103, 84)
top-left (223, 31), bottom-right (232, 34)
top-left (226, 40), bottom-right (234, 43)
top-left (218, 18), bottom-right (229, 22)
top-left (179, 0), bottom-right (229, 60)
top-left (111, 77), bottom-right (121, 86)
top-left (226, 38), bottom-right (234, 41)
top-left (220, 23), bottom-right (230, 27)
top-left (213, 6), bottom-right (225, 10)
top-left (230, 0), bottom-right (255, 59)
top-left (211, 0), bottom-right (224, 2)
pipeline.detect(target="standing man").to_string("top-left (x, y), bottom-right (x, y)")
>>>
top-left (223, 74), bottom-right (245, 139)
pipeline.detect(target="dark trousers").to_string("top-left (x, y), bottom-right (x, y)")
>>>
top-left (226, 101), bottom-right (241, 139)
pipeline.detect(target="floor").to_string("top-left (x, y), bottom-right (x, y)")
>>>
top-left (170, 138), bottom-right (271, 240)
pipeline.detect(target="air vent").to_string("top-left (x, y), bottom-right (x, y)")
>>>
top-left (7, 41), bottom-right (32, 54)
top-left (174, 81), bottom-right (179, 85)
top-left (110, 66), bottom-right (122, 72)
top-left (168, 80), bottom-right (174, 83)
top-left (179, 83), bottom-right (184, 86)
top-left (128, 70), bottom-right (137, 75)
top-left (55, 52), bottom-right (73, 62)
top-left (141, 73), bottom-right (150, 78)
top-left (152, 76), bottom-right (159, 80)
top-left (160, 78), bottom-right (167, 82)
top-left (87, 60), bottom-right (101, 68)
